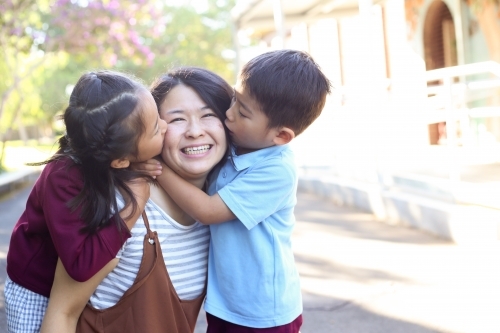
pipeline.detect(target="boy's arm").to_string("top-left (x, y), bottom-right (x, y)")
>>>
top-left (157, 164), bottom-right (236, 225)
top-left (40, 258), bottom-right (118, 333)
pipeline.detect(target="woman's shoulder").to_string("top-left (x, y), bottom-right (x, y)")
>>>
top-left (146, 199), bottom-right (208, 231)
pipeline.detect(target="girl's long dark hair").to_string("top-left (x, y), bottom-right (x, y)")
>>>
top-left (150, 67), bottom-right (233, 168)
top-left (35, 70), bottom-right (150, 234)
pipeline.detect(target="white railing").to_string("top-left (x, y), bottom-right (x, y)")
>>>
top-left (425, 61), bottom-right (500, 147)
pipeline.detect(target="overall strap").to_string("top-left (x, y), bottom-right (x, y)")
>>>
top-left (141, 210), bottom-right (156, 242)
top-left (120, 211), bottom-right (158, 296)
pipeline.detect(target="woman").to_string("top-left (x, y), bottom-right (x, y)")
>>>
top-left (41, 67), bottom-right (233, 333)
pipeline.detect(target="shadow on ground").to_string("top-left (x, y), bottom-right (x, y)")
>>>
top-left (295, 191), bottom-right (450, 245)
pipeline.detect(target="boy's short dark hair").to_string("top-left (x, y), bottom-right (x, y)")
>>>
top-left (240, 49), bottom-right (331, 136)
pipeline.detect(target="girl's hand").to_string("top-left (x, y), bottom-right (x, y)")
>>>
top-left (130, 158), bottom-right (162, 178)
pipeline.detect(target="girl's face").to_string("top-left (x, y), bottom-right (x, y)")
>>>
top-left (159, 84), bottom-right (227, 182)
top-left (133, 89), bottom-right (168, 162)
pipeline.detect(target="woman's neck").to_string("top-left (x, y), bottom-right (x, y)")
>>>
top-left (149, 177), bottom-right (206, 226)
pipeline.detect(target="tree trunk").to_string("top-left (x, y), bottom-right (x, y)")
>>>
top-left (0, 57), bottom-right (45, 127)
top-left (0, 98), bottom-right (22, 169)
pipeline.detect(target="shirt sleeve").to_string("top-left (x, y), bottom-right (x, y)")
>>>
top-left (43, 166), bottom-right (131, 282)
top-left (217, 157), bottom-right (296, 230)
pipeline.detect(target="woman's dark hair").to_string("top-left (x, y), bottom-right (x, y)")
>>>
top-left (150, 67), bottom-right (233, 167)
top-left (35, 70), bottom-right (150, 234)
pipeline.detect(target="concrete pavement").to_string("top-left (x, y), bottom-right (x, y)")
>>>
top-left (292, 192), bottom-right (499, 333)
top-left (1, 183), bottom-right (500, 332)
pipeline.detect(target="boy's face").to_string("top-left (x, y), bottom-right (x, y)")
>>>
top-left (225, 82), bottom-right (277, 155)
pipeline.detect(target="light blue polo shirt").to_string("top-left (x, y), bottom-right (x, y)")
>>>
top-left (204, 144), bottom-right (303, 328)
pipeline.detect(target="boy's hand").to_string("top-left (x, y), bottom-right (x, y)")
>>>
top-left (130, 158), bottom-right (162, 178)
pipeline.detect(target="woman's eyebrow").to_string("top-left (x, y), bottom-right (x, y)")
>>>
top-left (165, 109), bottom-right (185, 114)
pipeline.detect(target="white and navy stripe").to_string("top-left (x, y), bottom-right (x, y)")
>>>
top-left (90, 197), bottom-right (210, 309)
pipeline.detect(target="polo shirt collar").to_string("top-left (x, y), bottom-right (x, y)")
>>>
top-left (229, 144), bottom-right (288, 171)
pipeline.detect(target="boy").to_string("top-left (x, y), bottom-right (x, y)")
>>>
top-left (156, 49), bottom-right (331, 332)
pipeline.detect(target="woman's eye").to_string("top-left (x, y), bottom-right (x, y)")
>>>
top-left (238, 111), bottom-right (247, 118)
top-left (203, 113), bottom-right (217, 118)
top-left (169, 118), bottom-right (185, 123)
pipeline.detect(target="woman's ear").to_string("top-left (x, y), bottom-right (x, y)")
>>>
top-left (110, 158), bottom-right (131, 169)
top-left (272, 127), bottom-right (295, 146)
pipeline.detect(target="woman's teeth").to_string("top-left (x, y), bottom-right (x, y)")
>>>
top-left (183, 145), bottom-right (211, 155)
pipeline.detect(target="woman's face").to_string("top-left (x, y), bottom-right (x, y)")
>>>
top-left (159, 84), bottom-right (227, 181)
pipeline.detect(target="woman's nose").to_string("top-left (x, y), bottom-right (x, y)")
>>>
top-left (186, 120), bottom-right (204, 137)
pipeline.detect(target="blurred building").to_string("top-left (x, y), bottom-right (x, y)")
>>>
top-left (231, 0), bottom-right (500, 243)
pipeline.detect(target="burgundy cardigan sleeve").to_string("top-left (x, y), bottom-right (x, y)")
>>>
top-left (43, 164), bottom-right (131, 282)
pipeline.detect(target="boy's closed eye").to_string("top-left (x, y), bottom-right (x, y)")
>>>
top-left (237, 106), bottom-right (250, 118)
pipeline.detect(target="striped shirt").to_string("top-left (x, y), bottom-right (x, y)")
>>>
top-left (89, 197), bottom-right (210, 309)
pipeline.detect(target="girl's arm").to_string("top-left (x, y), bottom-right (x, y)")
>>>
top-left (40, 258), bottom-right (118, 333)
top-left (45, 168), bottom-right (149, 283)
top-left (156, 163), bottom-right (235, 225)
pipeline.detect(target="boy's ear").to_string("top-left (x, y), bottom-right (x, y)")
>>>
top-left (273, 127), bottom-right (295, 146)
top-left (110, 158), bottom-right (131, 169)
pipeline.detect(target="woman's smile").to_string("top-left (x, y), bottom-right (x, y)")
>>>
top-left (182, 144), bottom-right (213, 155)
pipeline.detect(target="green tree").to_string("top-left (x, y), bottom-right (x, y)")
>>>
top-left (0, 0), bottom-right (237, 170)
top-left (0, 0), bottom-right (166, 166)
top-left (118, 0), bottom-right (236, 85)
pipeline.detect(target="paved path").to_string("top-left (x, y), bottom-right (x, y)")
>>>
top-left (1, 185), bottom-right (500, 332)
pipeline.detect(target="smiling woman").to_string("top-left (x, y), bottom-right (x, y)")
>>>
top-left (40, 67), bottom-right (233, 333)
top-left (159, 84), bottom-right (227, 180)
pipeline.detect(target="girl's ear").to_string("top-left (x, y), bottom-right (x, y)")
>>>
top-left (272, 127), bottom-right (295, 146)
top-left (110, 158), bottom-right (131, 169)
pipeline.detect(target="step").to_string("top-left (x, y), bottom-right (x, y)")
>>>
top-left (298, 174), bottom-right (500, 244)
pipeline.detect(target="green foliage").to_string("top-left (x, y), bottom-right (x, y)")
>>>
top-left (118, 0), bottom-right (236, 85)
top-left (0, 0), bottom-right (237, 148)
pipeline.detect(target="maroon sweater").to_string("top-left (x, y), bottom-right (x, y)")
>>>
top-left (7, 157), bottom-right (131, 297)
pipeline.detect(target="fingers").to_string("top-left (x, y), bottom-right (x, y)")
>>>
top-left (130, 159), bottom-right (162, 178)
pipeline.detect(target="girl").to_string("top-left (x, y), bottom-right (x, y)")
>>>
top-left (5, 70), bottom-right (167, 333)
top-left (40, 67), bottom-right (233, 333)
